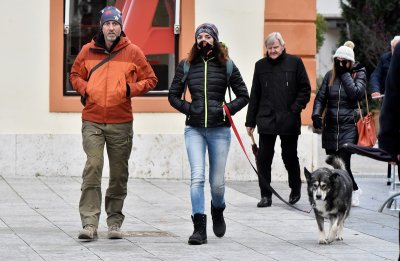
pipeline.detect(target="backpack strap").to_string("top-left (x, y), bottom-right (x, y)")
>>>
top-left (181, 60), bottom-right (190, 83)
top-left (226, 58), bottom-right (233, 82)
top-left (181, 60), bottom-right (190, 100)
top-left (226, 58), bottom-right (233, 102)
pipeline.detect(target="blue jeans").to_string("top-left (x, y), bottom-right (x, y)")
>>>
top-left (185, 126), bottom-right (231, 215)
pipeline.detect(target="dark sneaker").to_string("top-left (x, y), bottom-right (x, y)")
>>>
top-left (78, 224), bottom-right (98, 240)
top-left (108, 225), bottom-right (123, 239)
top-left (257, 196), bottom-right (272, 207)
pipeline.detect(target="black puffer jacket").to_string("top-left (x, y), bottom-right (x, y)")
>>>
top-left (245, 51), bottom-right (311, 135)
top-left (168, 56), bottom-right (249, 128)
top-left (312, 64), bottom-right (367, 151)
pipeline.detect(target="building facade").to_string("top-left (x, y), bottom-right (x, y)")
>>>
top-left (0, 0), bottom-right (317, 180)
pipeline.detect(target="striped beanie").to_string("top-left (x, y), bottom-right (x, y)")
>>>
top-left (195, 23), bottom-right (219, 42)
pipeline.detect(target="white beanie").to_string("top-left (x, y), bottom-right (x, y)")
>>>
top-left (333, 45), bottom-right (355, 63)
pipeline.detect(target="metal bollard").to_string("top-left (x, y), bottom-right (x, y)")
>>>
top-left (387, 164), bottom-right (400, 211)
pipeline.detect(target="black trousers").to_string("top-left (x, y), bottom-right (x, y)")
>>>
top-left (325, 148), bottom-right (359, 191)
top-left (257, 134), bottom-right (301, 197)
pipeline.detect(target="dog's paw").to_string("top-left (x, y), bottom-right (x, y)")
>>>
top-left (336, 235), bottom-right (343, 241)
top-left (318, 239), bottom-right (328, 244)
top-left (327, 237), bottom-right (335, 244)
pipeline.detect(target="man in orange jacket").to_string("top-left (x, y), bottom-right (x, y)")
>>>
top-left (70, 6), bottom-right (157, 241)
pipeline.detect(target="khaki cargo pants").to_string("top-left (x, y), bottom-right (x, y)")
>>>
top-left (79, 120), bottom-right (133, 228)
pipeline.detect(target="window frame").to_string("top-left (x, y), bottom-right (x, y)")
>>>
top-left (49, 0), bottom-right (194, 113)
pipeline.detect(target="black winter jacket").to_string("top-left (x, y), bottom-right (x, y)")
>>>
top-left (245, 51), bottom-right (311, 135)
top-left (312, 64), bottom-right (367, 151)
top-left (168, 56), bottom-right (249, 128)
top-left (369, 51), bottom-right (391, 94)
top-left (379, 44), bottom-right (400, 157)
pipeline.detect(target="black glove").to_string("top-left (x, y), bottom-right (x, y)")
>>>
top-left (334, 59), bottom-right (351, 75)
top-left (312, 115), bottom-right (323, 129)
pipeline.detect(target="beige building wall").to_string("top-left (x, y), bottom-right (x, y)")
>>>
top-left (0, 0), bottom-right (319, 179)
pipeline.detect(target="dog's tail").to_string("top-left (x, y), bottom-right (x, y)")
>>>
top-left (325, 155), bottom-right (346, 170)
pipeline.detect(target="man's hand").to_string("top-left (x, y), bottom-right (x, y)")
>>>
top-left (371, 92), bottom-right (383, 100)
top-left (246, 127), bottom-right (254, 137)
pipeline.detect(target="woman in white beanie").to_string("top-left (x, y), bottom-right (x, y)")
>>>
top-left (311, 41), bottom-right (367, 207)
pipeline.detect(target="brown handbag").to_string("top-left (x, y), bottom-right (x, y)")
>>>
top-left (356, 90), bottom-right (377, 147)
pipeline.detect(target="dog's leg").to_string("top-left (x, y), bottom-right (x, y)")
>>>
top-left (327, 216), bottom-right (339, 243)
top-left (336, 213), bottom-right (347, 241)
top-left (336, 221), bottom-right (344, 241)
top-left (315, 214), bottom-right (327, 244)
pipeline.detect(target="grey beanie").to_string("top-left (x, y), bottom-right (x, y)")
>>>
top-left (195, 23), bottom-right (219, 42)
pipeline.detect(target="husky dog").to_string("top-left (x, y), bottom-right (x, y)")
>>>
top-left (304, 156), bottom-right (353, 244)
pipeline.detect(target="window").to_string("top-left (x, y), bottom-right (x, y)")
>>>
top-left (63, 0), bottom-right (175, 96)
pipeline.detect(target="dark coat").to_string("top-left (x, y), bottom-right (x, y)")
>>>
top-left (168, 56), bottom-right (249, 128)
top-left (245, 51), bottom-right (311, 135)
top-left (312, 64), bottom-right (367, 151)
top-left (369, 51), bottom-right (391, 94)
top-left (379, 44), bottom-right (400, 157)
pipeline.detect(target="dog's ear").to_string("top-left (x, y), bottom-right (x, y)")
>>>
top-left (304, 167), bottom-right (311, 182)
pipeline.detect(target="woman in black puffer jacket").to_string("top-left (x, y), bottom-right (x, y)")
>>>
top-left (168, 23), bottom-right (249, 245)
top-left (312, 41), bottom-right (367, 206)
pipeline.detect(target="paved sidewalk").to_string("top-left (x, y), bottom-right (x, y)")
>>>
top-left (0, 174), bottom-right (398, 261)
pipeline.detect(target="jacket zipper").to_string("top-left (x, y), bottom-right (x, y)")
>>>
top-left (285, 72), bottom-right (288, 87)
top-left (204, 59), bottom-right (208, 127)
top-left (336, 83), bottom-right (342, 151)
top-left (104, 50), bottom-right (111, 122)
top-left (202, 57), bottom-right (214, 127)
top-left (222, 102), bottom-right (226, 122)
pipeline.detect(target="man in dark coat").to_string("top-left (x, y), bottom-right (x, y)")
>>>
top-left (378, 38), bottom-right (400, 261)
top-left (370, 36), bottom-right (400, 98)
top-left (370, 36), bottom-right (400, 185)
top-left (245, 32), bottom-right (311, 207)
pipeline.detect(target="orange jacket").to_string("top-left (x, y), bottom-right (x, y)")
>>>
top-left (70, 35), bottom-right (157, 123)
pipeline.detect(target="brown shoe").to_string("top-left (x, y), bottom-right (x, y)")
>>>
top-left (78, 224), bottom-right (98, 240)
top-left (108, 225), bottom-right (123, 239)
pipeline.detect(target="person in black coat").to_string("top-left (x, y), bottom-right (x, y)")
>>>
top-left (245, 32), bottom-right (311, 207)
top-left (169, 23), bottom-right (249, 245)
top-left (379, 41), bottom-right (400, 162)
top-left (378, 36), bottom-right (400, 261)
top-left (369, 36), bottom-right (400, 185)
top-left (312, 41), bottom-right (367, 207)
top-left (370, 36), bottom-right (400, 98)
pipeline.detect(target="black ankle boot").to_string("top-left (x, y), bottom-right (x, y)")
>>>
top-left (211, 202), bottom-right (226, 237)
top-left (257, 196), bottom-right (272, 207)
top-left (188, 214), bottom-right (207, 245)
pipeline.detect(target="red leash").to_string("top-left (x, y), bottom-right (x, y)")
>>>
top-left (223, 104), bottom-right (312, 213)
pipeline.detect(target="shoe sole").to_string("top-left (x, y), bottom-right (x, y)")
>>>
top-left (78, 233), bottom-right (98, 240)
top-left (257, 203), bottom-right (272, 207)
top-left (188, 239), bottom-right (207, 245)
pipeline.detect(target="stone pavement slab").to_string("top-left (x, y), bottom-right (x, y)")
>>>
top-left (0, 175), bottom-right (398, 261)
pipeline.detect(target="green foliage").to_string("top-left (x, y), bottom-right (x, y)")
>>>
top-left (340, 0), bottom-right (400, 75)
top-left (316, 13), bottom-right (328, 53)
